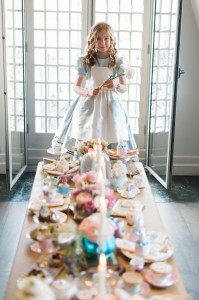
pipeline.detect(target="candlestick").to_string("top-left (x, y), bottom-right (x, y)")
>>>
top-left (98, 253), bottom-right (107, 295)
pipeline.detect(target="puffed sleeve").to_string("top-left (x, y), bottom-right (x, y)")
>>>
top-left (76, 55), bottom-right (88, 77)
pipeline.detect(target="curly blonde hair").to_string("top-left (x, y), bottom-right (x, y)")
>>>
top-left (83, 22), bottom-right (117, 69)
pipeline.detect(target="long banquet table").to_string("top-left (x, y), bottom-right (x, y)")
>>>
top-left (4, 162), bottom-right (189, 299)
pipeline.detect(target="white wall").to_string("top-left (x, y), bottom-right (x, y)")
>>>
top-left (0, 1), bottom-right (6, 174)
top-left (173, 0), bottom-right (199, 175)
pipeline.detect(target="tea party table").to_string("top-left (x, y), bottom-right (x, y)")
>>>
top-left (4, 162), bottom-right (189, 299)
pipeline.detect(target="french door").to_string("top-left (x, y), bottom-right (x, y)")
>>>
top-left (3, 0), bottom-right (27, 188)
top-left (25, 0), bottom-right (152, 166)
top-left (146, 0), bottom-right (183, 189)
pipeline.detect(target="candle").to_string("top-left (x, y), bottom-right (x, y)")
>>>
top-left (98, 195), bottom-right (106, 247)
top-left (98, 253), bottom-right (107, 295)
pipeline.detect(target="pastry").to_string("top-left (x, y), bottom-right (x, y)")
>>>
top-left (15, 276), bottom-right (56, 300)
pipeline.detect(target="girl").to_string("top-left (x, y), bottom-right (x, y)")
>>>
top-left (52, 22), bottom-right (137, 152)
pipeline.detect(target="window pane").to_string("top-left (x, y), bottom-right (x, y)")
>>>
top-left (120, 14), bottom-right (131, 30)
top-left (59, 12), bottom-right (69, 29)
top-left (46, 1), bottom-right (57, 11)
top-left (34, 12), bottom-right (44, 29)
top-left (70, 31), bottom-right (81, 47)
top-left (35, 66), bottom-right (45, 82)
top-left (46, 12), bottom-right (57, 29)
top-left (35, 101), bottom-right (45, 115)
top-left (59, 0), bottom-right (69, 11)
top-left (35, 83), bottom-right (45, 99)
top-left (34, 30), bottom-right (45, 47)
top-left (34, 0), bottom-right (44, 10)
top-left (47, 83), bottom-right (57, 99)
top-left (47, 101), bottom-right (57, 116)
top-left (46, 49), bottom-right (57, 65)
top-left (95, 0), bottom-right (107, 12)
top-left (108, 0), bottom-right (119, 12)
top-left (71, 13), bottom-right (81, 29)
top-left (47, 66), bottom-right (57, 82)
top-left (46, 31), bottom-right (57, 47)
top-left (59, 31), bottom-right (69, 47)
top-left (71, 0), bottom-right (81, 11)
top-left (35, 48), bottom-right (45, 64)
top-left (59, 49), bottom-right (69, 65)
top-left (120, 0), bottom-right (132, 12)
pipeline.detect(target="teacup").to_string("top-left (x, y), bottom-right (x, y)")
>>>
top-left (121, 271), bottom-right (143, 294)
top-left (129, 256), bottom-right (145, 272)
top-left (53, 145), bottom-right (61, 154)
top-left (149, 262), bottom-right (173, 284)
top-left (37, 234), bottom-right (54, 252)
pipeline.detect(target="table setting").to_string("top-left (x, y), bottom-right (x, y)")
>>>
top-left (5, 138), bottom-right (189, 300)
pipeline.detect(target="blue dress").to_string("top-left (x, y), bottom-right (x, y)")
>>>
top-left (53, 56), bottom-right (137, 151)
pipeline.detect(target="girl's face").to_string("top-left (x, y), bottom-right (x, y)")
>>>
top-left (95, 29), bottom-right (111, 58)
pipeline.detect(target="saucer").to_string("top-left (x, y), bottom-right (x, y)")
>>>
top-left (47, 147), bottom-right (68, 155)
top-left (30, 241), bottom-right (59, 254)
top-left (141, 281), bottom-right (151, 297)
top-left (117, 182), bottom-right (140, 198)
top-left (33, 211), bottom-right (67, 224)
top-left (144, 269), bottom-right (177, 288)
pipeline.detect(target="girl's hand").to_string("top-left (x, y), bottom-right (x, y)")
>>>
top-left (100, 79), bottom-right (116, 89)
top-left (88, 88), bottom-right (101, 97)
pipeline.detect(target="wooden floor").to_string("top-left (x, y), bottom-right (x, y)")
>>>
top-left (0, 173), bottom-right (199, 299)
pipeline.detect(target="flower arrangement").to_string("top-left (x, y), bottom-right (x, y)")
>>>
top-left (70, 179), bottom-right (116, 217)
top-left (75, 138), bottom-right (108, 156)
top-left (79, 213), bottom-right (117, 243)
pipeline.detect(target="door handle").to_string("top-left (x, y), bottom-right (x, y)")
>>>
top-left (178, 67), bottom-right (185, 78)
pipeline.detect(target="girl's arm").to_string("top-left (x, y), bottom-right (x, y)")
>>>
top-left (73, 75), bottom-right (100, 97)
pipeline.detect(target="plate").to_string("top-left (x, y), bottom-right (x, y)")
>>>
top-left (30, 241), bottom-right (59, 254)
top-left (29, 201), bottom-right (70, 213)
top-left (117, 182), bottom-right (140, 198)
top-left (44, 165), bottom-right (80, 177)
top-left (47, 147), bottom-right (68, 155)
top-left (121, 241), bottom-right (173, 263)
top-left (111, 199), bottom-right (144, 217)
top-left (27, 222), bottom-right (77, 242)
top-left (148, 295), bottom-right (180, 300)
top-left (33, 211), bottom-right (67, 224)
top-left (144, 270), bottom-right (177, 288)
top-left (106, 148), bottom-right (139, 160)
top-left (141, 281), bottom-right (151, 297)
top-left (28, 194), bottom-right (67, 213)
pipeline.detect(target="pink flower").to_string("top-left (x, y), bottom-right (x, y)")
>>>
top-left (86, 171), bottom-right (98, 183)
top-left (84, 200), bottom-right (96, 213)
top-left (79, 213), bottom-right (117, 243)
top-left (76, 191), bottom-right (93, 205)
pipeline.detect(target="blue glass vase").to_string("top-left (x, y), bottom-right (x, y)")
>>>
top-left (82, 236), bottom-right (116, 259)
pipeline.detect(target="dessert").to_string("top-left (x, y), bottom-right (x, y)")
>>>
top-left (48, 252), bottom-right (64, 268)
top-left (38, 205), bottom-right (59, 223)
top-left (116, 140), bottom-right (127, 156)
top-left (56, 156), bottom-right (69, 173)
top-left (15, 276), bottom-right (56, 300)
top-left (27, 268), bottom-right (46, 279)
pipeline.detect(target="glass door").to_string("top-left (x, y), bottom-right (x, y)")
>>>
top-left (25, 0), bottom-right (151, 165)
top-left (146, 0), bottom-right (182, 189)
top-left (3, 0), bottom-right (27, 188)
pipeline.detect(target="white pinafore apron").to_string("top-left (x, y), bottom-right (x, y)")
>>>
top-left (67, 65), bottom-right (129, 143)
